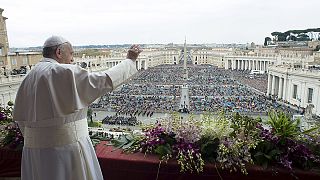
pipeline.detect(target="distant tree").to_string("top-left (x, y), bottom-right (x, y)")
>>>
top-left (264, 37), bottom-right (272, 46)
top-left (271, 32), bottom-right (282, 36)
top-left (288, 35), bottom-right (297, 41)
top-left (271, 28), bottom-right (320, 42)
top-left (87, 108), bottom-right (93, 123)
top-left (297, 34), bottom-right (310, 41)
top-left (278, 34), bottom-right (287, 41)
top-left (271, 32), bottom-right (282, 41)
top-left (271, 32), bottom-right (287, 41)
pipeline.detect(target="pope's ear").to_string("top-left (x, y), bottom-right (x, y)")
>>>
top-left (56, 48), bottom-right (62, 58)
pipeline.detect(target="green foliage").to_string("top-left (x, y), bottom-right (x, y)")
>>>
top-left (89, 131), bottom-right (111, 147)
top-left (108, 111), bottom-right (320, 175)
top-left (177, 149), bottom-right (204, 173)
top-left (230, 113), bottom-right (261, 137)
top-left (264, 37), bottom-right (271, 46)
top-left (154, 144), bottom-right (172, 159)
top-left (217, 138), bottom-right (254, 175)
top-left (111, 133), bottom-right (145, 153)
top-left (0, 102), bottom-right (14, 124)
top-left (267, 111), bottom-right (300, 138)
top-left (88, 121), bottom-right (102, 127)
top-left (271, 28), bottom-right (320, 42)
top-left (0, 102), bottom-right (24, 150)
top-left (252, 141), bottom-right (281, 169)
top-left (297, 34), bottom-right (310, 41)
top-left (87, 108), bottom-right (93, 118)
top-left (87, 108), bottom-right (93, 123)
top-left (7, 101), bottom-right (14, 106)
top-left (201, 112), bottom-right (234, 139)
top-left (198, 136), bottom-right (219, 163)
top-left (271, 32), bottom-right (283, 36)
top-left (152, 133), bottom-right (175, 160)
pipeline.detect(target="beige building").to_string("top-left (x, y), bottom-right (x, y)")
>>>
top-left (0, 8), bottom-right (42, 75)
top-left (0, 8), bottom-right (9, 70)
top-left (267, 65), bottom-right (320, 116)
top-left (0, 8), bottom-right (9, 57)
top-left (8, 52), bottom-right (42, 70)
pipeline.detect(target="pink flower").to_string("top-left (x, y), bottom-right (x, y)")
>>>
top-left (0, 112), bottom-right (6, 121)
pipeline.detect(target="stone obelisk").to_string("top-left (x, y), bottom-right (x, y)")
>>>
top-left (179, 37), bottom-right (190, 113)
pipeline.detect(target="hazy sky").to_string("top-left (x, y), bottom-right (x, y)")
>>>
top-left (1, 0), bottom-right (319, 47)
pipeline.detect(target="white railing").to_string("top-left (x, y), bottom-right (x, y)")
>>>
top-left (0, 74), bottom-right (26, 84)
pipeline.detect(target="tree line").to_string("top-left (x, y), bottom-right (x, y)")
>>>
top-left (264, 28), bottom-right (320, 46)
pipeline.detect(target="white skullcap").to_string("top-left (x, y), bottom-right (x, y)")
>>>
top-left (43, 35), bottom-right (69, 48)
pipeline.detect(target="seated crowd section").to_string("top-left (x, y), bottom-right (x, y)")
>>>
top-left (90, 64), bottom-right (299, 118)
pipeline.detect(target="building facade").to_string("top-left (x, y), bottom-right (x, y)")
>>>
top-left (267, 65), bottom-right (320, 115)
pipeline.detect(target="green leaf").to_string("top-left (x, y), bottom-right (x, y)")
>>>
top-left (264, 154), bottom-right (271, 160)
top-left (122, 140), bottom-right (136, 150)
top-left (301, 126), bottom-right (319, 135)
top-left (154, 144), bottom-right (172, 158)
top-left (111, 135), bottom-right (129, 149)
top-left (262, 161), bottom-right (268, 169)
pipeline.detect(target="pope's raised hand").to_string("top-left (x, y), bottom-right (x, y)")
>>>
top-left (127, 44), bottom-right (142, 61)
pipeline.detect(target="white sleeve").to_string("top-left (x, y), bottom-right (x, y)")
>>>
top-left (53, 59), bottom-right (137, 114)
top-left (104, 59), bottom-right (138, 89)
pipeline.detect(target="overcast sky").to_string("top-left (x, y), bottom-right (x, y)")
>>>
top-left (1, 0), bottom-right (319, 47)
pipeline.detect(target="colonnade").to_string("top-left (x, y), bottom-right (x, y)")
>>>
top-left (226, 59), bottom-right (269, 71)
top-left (75, 57), bottom-right (147, 71)
top-left (267, 74), bottom-right (288, 100)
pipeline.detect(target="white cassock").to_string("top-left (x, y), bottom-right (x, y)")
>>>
top-left (13, 58), bottom-right (137, 180)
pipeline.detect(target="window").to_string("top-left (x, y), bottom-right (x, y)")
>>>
top-left (307, 88), bottom-right (313, 103)
top-left (292, 84), bottom-right (297, 99)
top-left (23, 57), bottom-right (28, 65)
top-left (11, 58), bottom-right (17, 65)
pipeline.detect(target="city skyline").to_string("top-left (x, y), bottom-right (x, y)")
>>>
top-left (2, 0), bottom-right (319, 48)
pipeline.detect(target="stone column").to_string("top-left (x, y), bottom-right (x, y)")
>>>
top-left (278, 77), bottom-right (283, 99)
top-left (316, 85), bottom-right (320, 116)
top-left (271, 75), bottom-right (276, 95)
top-left (232, 60), bottom-right (235, 70)
top-left (254, 60), bottom-right (257, 70)
top-left (259, 61), bottom-right (262, 71)
top-left (246, 60), bottom-right (249, 70)
top-left (267, 74), bottom-right (271, 95)
top-left (225, 60), bottom-right (229, 69)
top-left (300, 82), bottom-right (306, 108)
top-left (241, 60), bottom-right (243, 70)
top-left (283, 78), bottom-right (288, 101)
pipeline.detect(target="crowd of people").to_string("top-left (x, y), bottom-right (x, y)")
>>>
top-left (101, 115), bottom-right (139, 126)
top-left (91, 64), bottom-right (298, 115)
top-left (132, 64), bottom-right (185, 85)
top-left (112, 84), bottom-right (179, 96)
top-left (229, 69), bottom-right (268, 93)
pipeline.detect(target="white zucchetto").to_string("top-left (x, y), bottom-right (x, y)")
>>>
top-left (43, 35), bottom-right (69, 48)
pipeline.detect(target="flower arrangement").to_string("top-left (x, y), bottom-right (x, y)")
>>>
top-left (0, 101), bottom-right (24, 151)
top-left (253, 111), bottom-right (320, 171)
top-left (111, 111), bottom-right (320, 176)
